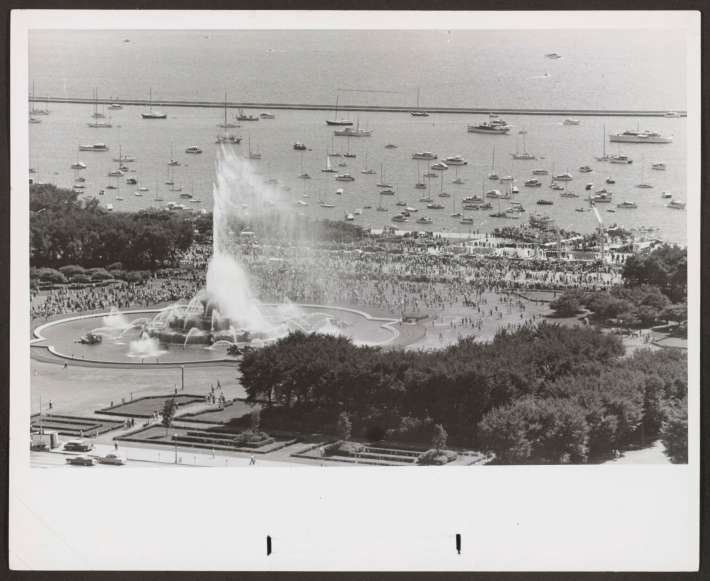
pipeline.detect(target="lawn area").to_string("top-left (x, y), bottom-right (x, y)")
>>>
top-left (176, 399), bottom-right (254, 424)
top-left (31, 414), bottom-right (124, 437)
top-left (98, 394), bottom-right (205, 417)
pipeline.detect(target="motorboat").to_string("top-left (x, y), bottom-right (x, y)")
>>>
top-left (236, 109), bottom-right (259, 122)
top-left (609, 129), bottom-right (672, 144)
top-left (134, 191), bottom-right (143, 197)
top-left (560, 191), bottom-right (579, 198)
top-left (391, 214), bottom-right (408, 223)
top-left (293, 142), bottom-right (307, 151)
top-left (590, 192), bottom-right (613, 203)
top-left (551, 184), bottom-right (564, 191)
top-left (259, 112), bottom-right (275, 119)
top-left (486, 189), bottom-right (502, 199)
top-left (536, 199), bottom-right (554, 205)
top-left (524, 179), bottom-right (542, 187)
top-left (532, 169), bottom-right (549, 175)
top-left (334, 125), bottom-right (372, 137)
top-left (412, 152), bottom-right (438, 160)
top-left (452, 178), bottom-right (465, 185)
top-left (667, 200), bottom-right (685, 209)
top-left (345, 213), bottom-right (355, 221)
top-left (426, 202), bottom-right (445, 209)
top-left (88, 120), bottom-right (113, 128)
top-left (578, 166), bottom-right (592, 173)
top-left (460, 217), bottom-right (474, 224)
top-left (415, 182), bottom-right (427, 189)
top-left (553, 172), bottom-right (573, 181)
top-left (298, 173), bottom-right (311, 180)
top-left (512, 186), bottom-right (520, 194)
top-left (443, 155), bottom-right (467, 166)
top-left (29, 117), bottom-right (41, 124)
top-left (661, 191), bottom-right (673, 199)
top-left (467, 121), bottom-right (510, 134)
top-left (431, 162), bottom-right (449, 171)
top-left (606, 177), bottom-right (616, 184)
top-left (652, 162), bottom-right (667, 171)
top-left (423, 172), bottom-right (437, 178)
top-left (609, 154), bottom-right (633, 164)
top-left (108, 169), bottom-right (123, 177)
top-left (185, 146), bottom-right (203, 154)
top-left (297, 200), bottom-right (308, 207)
top-left (79, 143), bottom-right (109, 152)
top-left (335, 173), bottom-right (355, 182)
top-left (617, 201), bottom-right (638, 209)
top-left (563, 118), bottom-right (580, 125)
top-left (416, 216), bottom-right (433, 224)
top-left (545, 53), bottom-right (562, 59)
top-left (71, 162), bottom-right (87, 170)
top-left (335, 188), bottom-right (344, 195)
top-left (380, 188), bottom-right (395, 196)
top-left (138, 186), bottom-right (149, 192)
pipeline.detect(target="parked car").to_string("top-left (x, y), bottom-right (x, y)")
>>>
top-left (98, 453), bottom-right (126, 465)
top-left (30, 441), bottom-right (49, 451)
top-left (63, 440), bottom-right (94, 452)
top-left (66, 455), bottom-right (96, 466)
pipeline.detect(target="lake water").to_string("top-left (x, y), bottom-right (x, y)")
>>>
top-left (27, 30), bottom-right (688, 244)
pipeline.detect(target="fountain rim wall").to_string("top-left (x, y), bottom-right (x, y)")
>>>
top-left (31, 305), bottom-right (401, 366)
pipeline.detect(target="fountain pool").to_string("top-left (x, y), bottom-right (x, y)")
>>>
top-left (32, 305), bottom-right (399, 365)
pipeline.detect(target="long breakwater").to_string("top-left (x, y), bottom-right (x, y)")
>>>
top-left (29, 97), bottom-right (685, 118)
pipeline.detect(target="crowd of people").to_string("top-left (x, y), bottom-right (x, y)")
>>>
top-left (31, 236), bottom-right (624, 324)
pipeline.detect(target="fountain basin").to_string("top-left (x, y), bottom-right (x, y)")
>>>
top-left (32, 305), bottom-right (399, 365)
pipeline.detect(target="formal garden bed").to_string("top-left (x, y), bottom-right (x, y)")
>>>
top-left (173, 399), bottom-right (254, 424)
top-left (97, 394), bottom-right (206, 418)
top-left (30, 414), bottom-right (125, 437)
top-left (115, 424), bottom-right (296, 454)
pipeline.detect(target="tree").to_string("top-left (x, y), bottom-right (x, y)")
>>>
top-left (432, 424), bottom-right (448, 452)
top-left (250, 405), bottom-right (262, 432)
top-left (162, 397), bottom-right (177, 436)
top-left (661, 397), bottom-right (687, 464)
top-left (336, 411), bottom-right (352, 441)
top-left (549, 291), bottom-right (583, 317)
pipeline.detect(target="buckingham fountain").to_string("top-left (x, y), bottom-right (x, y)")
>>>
top-left (34, 147), bottom-right (398, 364)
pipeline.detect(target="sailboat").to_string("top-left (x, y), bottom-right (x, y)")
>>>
top-left (217, 93), bottom-right (240, 129)
top-left (415, 161), bottom-right (426, 189)
top-left (438, 173), bottom-right (450, 198)
top-left (596, 125), bottom-right (609, 162)
top-left (247, 135), bottom-right (262, 160)
top-left (322, 154), bottom-right (336, 173)
top-left (154, 180), bottom-right (164, 203)
top-left (327, 135), bottom-right (341, 157)
top-left (452, 165), bottom-right (465, 185)
top-left (511, 133), bottom-right (535, 160)
top-left (410, 87), bottom-right (429, 117)
top-left (298, 150), bottom-right (310, 179)
top-left (344, 136), bottom-right (356, 158)
top-left (376, 191), bottom-right (387, 212)
top-left (88, 89), bottom-right (112, 127)
top-left (637, 158), bottom-right (653, 188)
top-left (361, 152), bottom-right (376, 175)
top-left (168, 144), bottom-right (180, 166)
top-left (216, 92), bottom-right (242, 143)
top-left (29, 82), bottom-right (49, 115)
top-left (325, 95), bottom-right (354, 126)
top-left (141, 88), bottom-right (167, 119)
top-left (488, 146), bottom-right (499, 180)
top-left (377, 164), bottom-right (392, 189)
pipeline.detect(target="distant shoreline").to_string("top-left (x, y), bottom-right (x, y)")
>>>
top-left (28, 97), bottom-right (686, 118)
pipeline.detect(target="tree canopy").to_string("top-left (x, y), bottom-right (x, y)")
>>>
top-left (30, 183), bottom-right (194, 270)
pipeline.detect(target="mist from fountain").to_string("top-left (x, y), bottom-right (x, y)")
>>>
top-left (127, 333), bottom-right (167, 359)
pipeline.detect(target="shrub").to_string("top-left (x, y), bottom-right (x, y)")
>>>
top-left (661, 397), bottom-right (687, 464)
top-left (37, 268), bottom-right (66, 284)
top-left (90, 269), bottom-right (113, 281)
top-left (417, 448), bottom-right (458, 465)
top-left (59, 264), bottom-right (85, 277)
top-left (107, 262), bottom-right (124, 271)
top-left (70, 274), bottom-right (92, 284)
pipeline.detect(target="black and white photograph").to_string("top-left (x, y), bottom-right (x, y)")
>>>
top-left (9, 9), bottom-right (700, 571)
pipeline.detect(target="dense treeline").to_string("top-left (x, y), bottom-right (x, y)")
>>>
top-left (238, 324), bottom-right (687, 463)
top-left (30, 184), bottom-right (194, 270)
top-left (622, 244), bottom-right (687, 302)
top-left (550, 244), bottom-right (687, 327)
